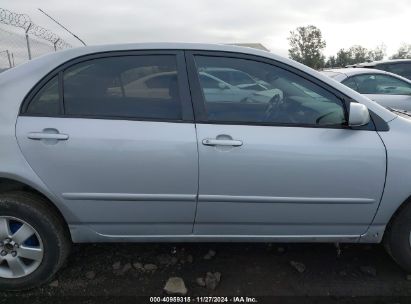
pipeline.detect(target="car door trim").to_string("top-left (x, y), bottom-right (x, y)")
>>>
top-left (198, 195), bottom-right (375, 204)
top-left (62, 192), bottom-right (196, 201)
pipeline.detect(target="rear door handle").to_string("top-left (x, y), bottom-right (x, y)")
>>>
top-left (28, 132), bottom-right (69, 140)
top-left (202, 139), bottom-right (243, 147)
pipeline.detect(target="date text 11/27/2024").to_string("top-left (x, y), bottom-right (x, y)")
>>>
top-left (149, 297), bottom-right (258, 303)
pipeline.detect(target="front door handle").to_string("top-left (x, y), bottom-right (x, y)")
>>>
top-left (28, 132), bottom-right (69, 140)
top-left (202, 138), bottom-right (243, 147)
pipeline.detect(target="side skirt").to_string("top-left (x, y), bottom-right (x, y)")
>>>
top-left (68, 224), bottom-right (387, 244)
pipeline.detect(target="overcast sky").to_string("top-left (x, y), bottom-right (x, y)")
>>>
top-left (3, 0), bottom-right (411, 58)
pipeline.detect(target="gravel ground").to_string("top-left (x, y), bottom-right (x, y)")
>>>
top-left (1, 242), bottom-right (411, 303)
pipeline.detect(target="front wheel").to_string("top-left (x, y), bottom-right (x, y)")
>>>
top-left (0, 191), bottom-right (71, 290)
top-left (384, 202), bottom-right (411, 272)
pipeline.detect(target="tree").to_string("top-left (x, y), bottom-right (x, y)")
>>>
top-left (335, 48), bottom-right (351, 67)
top-left (369, 43), bottom-right (386, 61)
top-left (288, 25), bottom-right (326, 69)
top-left (348, 45), bottom-right (369, 63)
top-left (325, 55), bottom-right (337, 68)
top-left (330, 44), bottom-right (387, 68)
top-left (391, 44), bottom-right (411, 59)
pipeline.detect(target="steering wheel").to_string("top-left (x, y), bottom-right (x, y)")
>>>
top-left (263, 94), bottom-right (282, 121)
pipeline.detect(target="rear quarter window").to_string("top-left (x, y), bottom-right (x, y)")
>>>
top-left (26, 76), bottom-right (60, 115)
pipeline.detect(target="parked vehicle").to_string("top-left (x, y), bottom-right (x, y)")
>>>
top-left (349, 59), bottom-right (411, 80)
top-left (198, 70), bottom-right (283, 104)
top-left (321, 68), bottom-right (411, 111)
top-left (1, 43), bottom-right (411, 290)
top-left (200, 67), bottom-right (270, 90)
top-left (111, 70), bottom-right (283, 105)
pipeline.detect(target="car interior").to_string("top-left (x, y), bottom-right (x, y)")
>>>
top-left (198, 62), bottom-right (346, 126)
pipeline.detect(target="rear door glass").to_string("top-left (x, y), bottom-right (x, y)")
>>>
top-left (63, 55), bottom-right (182, 120)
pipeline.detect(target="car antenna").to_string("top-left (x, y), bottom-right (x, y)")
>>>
top-left (38, 8), bottom-right (87, 46)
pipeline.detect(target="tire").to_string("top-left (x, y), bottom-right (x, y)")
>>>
top-left (384, 202), bottom-right (411, 272)
top-left (0, 191), bottom-right (71, 290)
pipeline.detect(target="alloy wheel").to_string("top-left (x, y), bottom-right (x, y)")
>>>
top-left (0, 216), bottom-right (44, 279)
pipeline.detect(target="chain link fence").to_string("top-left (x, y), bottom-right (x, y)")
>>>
top-left (0, 8), bottom-right (72, 71)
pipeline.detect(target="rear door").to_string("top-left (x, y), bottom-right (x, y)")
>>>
top-left (187, 52), bottom-right (386, 238)
top-left (16, 51), bottom-right (198, 237)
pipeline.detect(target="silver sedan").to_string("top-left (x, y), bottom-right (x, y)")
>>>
top-left (321, 68), bottom-right (411, 111)
top-left (2, 43), bottom-right (411, 290)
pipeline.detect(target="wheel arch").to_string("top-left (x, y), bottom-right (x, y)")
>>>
top-left (0, 176), bottom-right (71, 241)
top-left (382, 195), bottom-right (411, 241)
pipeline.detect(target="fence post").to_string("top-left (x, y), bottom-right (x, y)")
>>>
top-left (6, 50), bottom-right (12, 68)
top-left (25, 23), bottom-right (32, 60)
top-left (53, 38), bottom-right (60, 51)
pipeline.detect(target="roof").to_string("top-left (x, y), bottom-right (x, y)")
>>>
top-left (321, 67), bottom-right (411, 84)
top-left (322, 67), bottom-right (389, 77)
top-left (30, 42), bottom-right (274, 64)
top-left (227, 43), bottom-right (270, 52)
top-left (353, 59), bottom-right (411, 67)
top-left (0, 42), bottom-right (396, 123)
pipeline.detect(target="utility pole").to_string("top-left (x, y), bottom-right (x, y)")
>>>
top-left (37, 8), bottom-right (87, 46)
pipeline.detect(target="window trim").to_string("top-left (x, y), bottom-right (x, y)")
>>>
top-left (341, 76), bottom-right (360, 92)
top-left (20, 50), bottom-right (194, 123)
top-left (343, 73), bottom-right (411, 96)
top-left (185, 50), bottom-right (356, 129)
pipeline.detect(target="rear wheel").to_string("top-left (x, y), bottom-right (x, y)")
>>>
top-left (0, 191), bottom-right (70, 290)
top-left (384, 202), bottom-right (411, 272)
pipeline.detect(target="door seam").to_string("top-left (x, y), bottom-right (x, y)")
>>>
top-left (183, 50), bottom-right (200, 234)
top-left (191, 123), bottom-right (200, 234)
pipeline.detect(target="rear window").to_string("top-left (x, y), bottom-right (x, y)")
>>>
top-left (378, 63), bottom-right (411, 80)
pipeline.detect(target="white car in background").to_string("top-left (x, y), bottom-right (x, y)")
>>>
top-left (198, 70), bottom-right (283, 104)
top-left (321, 68), bottom-right (411, 111)
top-left (114, 70), bottom-right (283, 105)
top-left (201, 67), bottom-right (271, 90)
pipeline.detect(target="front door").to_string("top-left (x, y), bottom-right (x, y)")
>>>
top-left (188, 53), bottom-right (386, 237)
top-left (16, 51), bottom-right (198, 236)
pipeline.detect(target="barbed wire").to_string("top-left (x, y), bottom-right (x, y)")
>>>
top-left (0, 7), bottom-right (71, 49)
top-left (0, 26), bottom-right (57, 68)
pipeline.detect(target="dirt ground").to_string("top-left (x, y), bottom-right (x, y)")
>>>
top-left (1, 242), bottom-right (411, 303)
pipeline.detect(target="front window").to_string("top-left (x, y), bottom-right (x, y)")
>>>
top-left (349, 74), bottom-right (411, 95)
top-left (341, 77), bottom-right (359, 92)
top-left (195, 55), bottom-right (347, 126)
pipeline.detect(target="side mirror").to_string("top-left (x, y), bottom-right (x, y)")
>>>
top-left (349, 103), bottom-right (370, 127)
